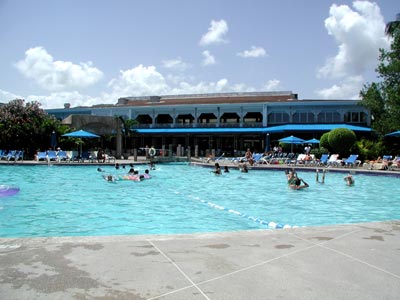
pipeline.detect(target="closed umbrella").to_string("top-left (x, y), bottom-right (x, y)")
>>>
top-left (50, 131), bottom-right (57, 150)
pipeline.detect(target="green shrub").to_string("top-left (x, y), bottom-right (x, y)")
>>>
top-left (320, 132), bottom-right (330, 151)
top-left (327, 128), bottom-right (356, 156)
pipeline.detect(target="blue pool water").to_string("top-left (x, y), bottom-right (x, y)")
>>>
top-left (0, 163), bottom-right (399, 238)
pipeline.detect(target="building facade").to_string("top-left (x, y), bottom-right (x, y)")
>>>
top-left (47, 91), bottom-right (371, 156)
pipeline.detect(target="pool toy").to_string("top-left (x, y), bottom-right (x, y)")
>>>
top-left (0, 185), bottom-right (20, 197)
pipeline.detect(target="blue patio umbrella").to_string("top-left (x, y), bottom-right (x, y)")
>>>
top-left (304, 138), bottom-right (320, 144)
top-left (385, 130), bottom-right (400, 137)
top-left (279, 135), bottom-right (305, 153)
top-left (62, 129), bottom-right (100, 138)
top-left (279, 135), bottom-right (305, 144)
top-left (62, 130), bottom-right (100, 154)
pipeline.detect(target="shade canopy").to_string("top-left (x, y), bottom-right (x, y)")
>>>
top-left (278, 135), bottom-right (305, 144)
top-left (304, 138), bottom-right (320, 144)
top-left (385, 130), bottom-right (400, 137)
top-left (62, 130), bottom-right (100, 138)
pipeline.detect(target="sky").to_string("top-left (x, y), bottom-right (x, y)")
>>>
top-left (0, 0), bottom-right (398, 109)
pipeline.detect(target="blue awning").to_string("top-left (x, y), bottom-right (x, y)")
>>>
top-left (134, 124), bottom-right (371, 134)
top-left (266, 124), bottom-right (372, 132)
top-left (135, 127), bottom-right (279, 134)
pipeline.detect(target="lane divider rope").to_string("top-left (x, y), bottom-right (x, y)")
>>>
top-left (172, 190), bottom-right (297, 229)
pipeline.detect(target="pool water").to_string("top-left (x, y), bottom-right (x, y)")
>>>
top-left (0, 164), bottom-right (399, 238)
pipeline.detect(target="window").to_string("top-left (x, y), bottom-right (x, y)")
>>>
top-left (268, 112), bottom-right (289, 124)
top-left (293, 112), bottom-right (314, 123)
top-left (344, 111), bottom-right (367, 124)
top-left (317, 112), bottom-right (341, 123)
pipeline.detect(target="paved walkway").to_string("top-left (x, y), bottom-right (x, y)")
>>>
top-left (1, 221), bottom-right (399, 300)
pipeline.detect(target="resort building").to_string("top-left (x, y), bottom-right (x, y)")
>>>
top-left (47, 91), bottom-right (371, 157)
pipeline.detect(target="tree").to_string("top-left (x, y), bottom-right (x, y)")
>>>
top-left (0, 99), bottom-right (60, 157)
top-left (359, 13), bottom-right (400, 135)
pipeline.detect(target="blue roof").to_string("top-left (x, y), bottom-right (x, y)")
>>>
top-left (135, 124), bottom-right (371, 134)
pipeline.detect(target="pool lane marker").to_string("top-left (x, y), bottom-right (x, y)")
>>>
top-left (172, 190), bottom-right (296, 229)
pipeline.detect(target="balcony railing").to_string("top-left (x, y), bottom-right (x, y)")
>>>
top-left (130, 122), bottom-right (264, 129)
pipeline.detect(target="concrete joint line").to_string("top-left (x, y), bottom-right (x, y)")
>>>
top-left (146, 239), bottom-right (211, 300)
top-left (292, 229), bottom-right (400, 280)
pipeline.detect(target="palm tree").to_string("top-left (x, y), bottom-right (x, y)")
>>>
top-left (385, 13), bottom-right (400, 37)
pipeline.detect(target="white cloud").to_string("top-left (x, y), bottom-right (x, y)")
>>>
top-left (318, 1), bottom-right (389, 79)
top-left (237, 46), bottom-right (267, 58)
top-left (202, 50), bottom-right (216, 66)
top-left (6, 61), bottom-right (280, 108)
top-left (26, 91), bottom-right (104, 109)
top-left (315, 75), bottom-right (363, 99)
top-left (0, 89), bottom-right (22, 103)
top-left (15, 47), bottom-right (103, 91)
top-left (107, 64), bottom-right (169, 97)
top-left (263, 79), bottom-right (281, 91)
top-left (162, 58), bottom-right (190, 71)
top-left (199, 19), bottom-right (229, 46)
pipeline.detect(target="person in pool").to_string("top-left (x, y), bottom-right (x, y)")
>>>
top-left (289, 177), bottom-right (309, 190)
top-left (212, 162), bottom-right (222, 175)
top-left (344, 174), bottom-right (355, 186)
top-left (285, 168), bottom-right (297, 185)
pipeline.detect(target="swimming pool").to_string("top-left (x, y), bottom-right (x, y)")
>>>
top-left (0, 163), bottom-right (399, 238)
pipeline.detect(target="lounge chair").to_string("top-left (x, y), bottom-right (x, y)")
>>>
top-left (7, 150), bottom-right (24, 161)
top-left (389, 157), bottom-right (400, 171)
top-left (47, 150), bottom-right (58, 161)
top-left (342, 154), bottom-right (360, 167)
top-left (317, 153), bottom-right (329, 166)
top-left (57, 150), bottom-right (69, 162)
top-left (327, 154), bottom-right (340, 167)
top-left (36, 151), bottom-right (47, 161)
top-left (3, 150), bottom-right (16, 161)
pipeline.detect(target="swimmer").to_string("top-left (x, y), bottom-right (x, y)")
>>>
top-left (285, 168), bottom-right (297, 184)
top-left (240, 164), bottom-right (248, 173)
top-left (344, 174), bottom-right (355, 186)
top-left (224, 166), bottom-right (229, 173)
top-left (289, 177), bottom-right (309, 190)
top-left (97, 167), bottom-right (104, 172)
top-left (212, 162), bottom-right (222, 175)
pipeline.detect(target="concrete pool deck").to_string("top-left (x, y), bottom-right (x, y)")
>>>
top-left (0, 221), bottom-right (399, 300)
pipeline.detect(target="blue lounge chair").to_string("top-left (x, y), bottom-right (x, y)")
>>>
top-left (57, 150), bottom-right (69, 162)
top-left (47, 150), bottom-right (58, 161)
top-left (4, 150), bottom-right (16, 161)
top-left (343, 154), bottom-right (359, 167)
top-left (36, 151), bottom-right (47, 161)
top-left (317, 154), bottom-right (329, 166)
top-left (6, 150), bottom-right (23, 161)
